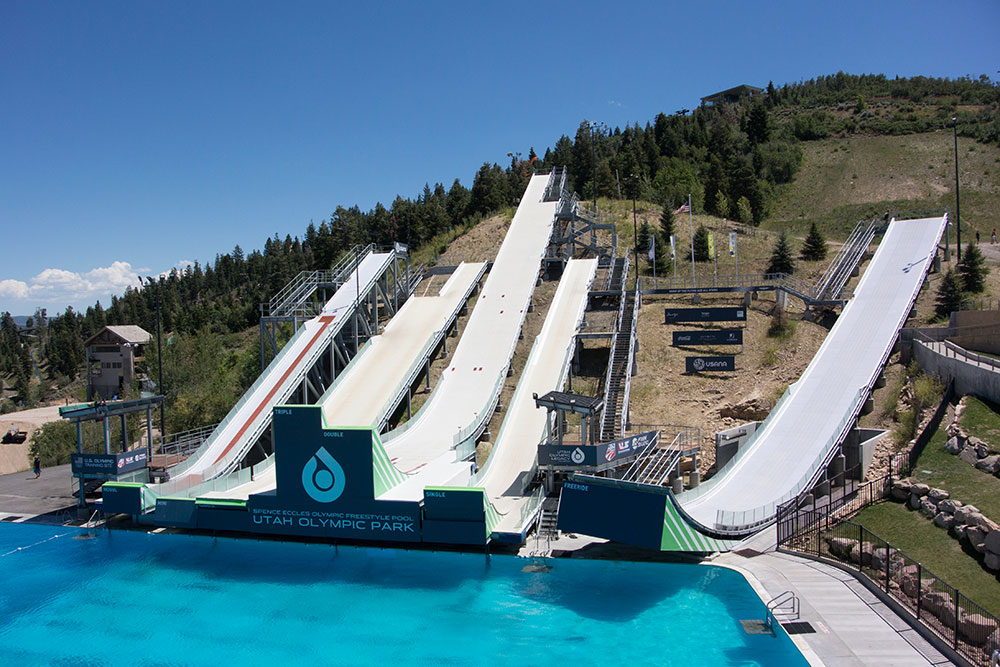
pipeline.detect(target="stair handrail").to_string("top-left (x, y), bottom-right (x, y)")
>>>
top-left (618, 287), bottom-right (641, 437)
top-left (765, 590), bottom-right (800, 629)
top-left (598, 251), bottom-right (631, 440)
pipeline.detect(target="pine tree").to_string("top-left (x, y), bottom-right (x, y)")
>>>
top-left (693, 225), bottom-right (710, 262)
top-left (957, 242), bottom-right (987, 293)
top-left (736, 196), bottom-right (753, 225)
top-left (659, 203), bottom-right (674, 240)
top-left (714, 191), bottom-right (730, 219)
top-left (800, 222), bottom-right (828, 261)
top-left (652, 233), bottom-right (670, 275)
top-left (637, 222), bottom-right (651, 261)
top-left (766, 230), bottom-right (795, 275)
top-left (934, 269), bottom-right (964, 320)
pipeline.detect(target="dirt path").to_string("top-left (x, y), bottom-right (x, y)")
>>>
top-left (0, 405), bottom-right (64, 475)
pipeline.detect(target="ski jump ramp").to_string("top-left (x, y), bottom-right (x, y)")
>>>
top-left (380, 174), bottom-right (557, 482)
top-left (149, 250), bottom-right (399, 496)
top-left (477, 258), bottom-right (596, 530)
top-left (675, 215), bottom-right (947, 537)
top-left (195, 261), bottom-right (486, 500)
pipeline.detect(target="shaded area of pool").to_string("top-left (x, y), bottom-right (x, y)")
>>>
top-left (0, 523), bottom-right (807, 666)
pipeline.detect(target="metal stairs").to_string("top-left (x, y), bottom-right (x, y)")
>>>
top-left (814, 217), bottom-right (877, 301)
top-left (599, 286), bottom-right (638, 443)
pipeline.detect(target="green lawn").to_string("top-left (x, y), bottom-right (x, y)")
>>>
top-left (910, 428), bottom-right (1000, 520)
top-left (852, 502), bottom-right (1000, 616)
top-left (960, 395), bottom-right (1000, 447)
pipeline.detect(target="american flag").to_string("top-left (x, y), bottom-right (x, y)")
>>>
top-left (673, 203), bottom-right (691, 215)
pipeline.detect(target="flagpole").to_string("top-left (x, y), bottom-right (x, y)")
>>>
top-left (688, 193), bottom-right (695, 287)
top-left (713, 232), bottom-right (718, 287)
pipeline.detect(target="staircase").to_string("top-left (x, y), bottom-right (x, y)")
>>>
top-left (813, 217), bottom-right (877, 302)
top-left (536, 498), bottom-right (560, 539)
top-left (600, 288), bottom-right (638, 442)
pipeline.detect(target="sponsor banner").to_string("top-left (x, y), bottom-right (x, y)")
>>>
top-left (664, 307), bottom-right (746, 323)
top-left (685, 355), bottom-right (736, 373)
top-left (558, 476), bottom-right (668, 551)
top-left (71, 449), bottom-right (148, 476)
top-left (651, 285), bottom-right (775, 295)
top-left (672, 329), bottom-right (743, 346)
top-left (538, 430), bottom-right (657, 467)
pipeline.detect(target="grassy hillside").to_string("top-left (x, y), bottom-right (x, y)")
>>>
top-left (768, 131), bottom-right (1000, 239)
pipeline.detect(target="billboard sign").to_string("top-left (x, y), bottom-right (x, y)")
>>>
top-left (538, 430), bottom-right (658, 467)
top-left (672, 329), bottom-right (743, 346)
top-left (664, 307), bottom-right (746, 324)
top-left (72, 449), bottom-right (148, 476)
top-left (685, 356), bottom-right (736, 373)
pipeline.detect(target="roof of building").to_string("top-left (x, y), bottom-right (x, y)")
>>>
top-left (85, 325), bottom-right (152, 347)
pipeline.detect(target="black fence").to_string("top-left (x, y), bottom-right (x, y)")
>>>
top-left (777, 446), bottom-right (999, 666)
top-left (790, 519), bottom-right (999, 666)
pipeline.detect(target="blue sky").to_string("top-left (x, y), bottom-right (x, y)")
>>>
top-left (2, 0), bottom-right (997, 316)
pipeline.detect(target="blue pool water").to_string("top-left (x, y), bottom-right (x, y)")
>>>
top-left (0, 523), bottom-right (807, 666)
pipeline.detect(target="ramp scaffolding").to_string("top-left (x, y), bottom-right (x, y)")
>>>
top-left (259, 244), bottom-right (413, 369)
top-left (545, 179), bottom-right (617, 274)
top-left (150, 247), bottom-right (411, 496)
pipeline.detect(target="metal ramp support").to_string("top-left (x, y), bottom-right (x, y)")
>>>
top-left (259, 244), bottom-right (412, 369)
top-left (547, 192), bottom-right (617, 267)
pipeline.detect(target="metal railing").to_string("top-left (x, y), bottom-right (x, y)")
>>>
top-left (152, 422), bottom-right (219, 462)
top-left (918, 339), bottom-right (1000, 373)
top-left (599, 253), bottom-right (631, 440)
top-left (618, 288), bottom-right (641, 438)
top-left (814, 217), bottom-right (875, 302)
top-left (712, 387), bottom-right (866, 534)
top-left (518, 484), bottom-right (546, 531)
top-left (793, 519), bottom-right (999, 667)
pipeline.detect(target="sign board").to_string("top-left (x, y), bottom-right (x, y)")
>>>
top-left (685, 356), bottom-right (736, 373)
top-left (71, 449), bottom-right (148, 476)
top-left (672, 329), bottom-right (743, 346)
top-left (664, 307), bottom-right (746, 324)
top-left (558, 475), bottom-right (668, 551)
top-left (538, 430), bottom-right (657, 467)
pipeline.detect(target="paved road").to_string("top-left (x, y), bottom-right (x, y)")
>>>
top-left (0, 463), bottom-right (79, 520)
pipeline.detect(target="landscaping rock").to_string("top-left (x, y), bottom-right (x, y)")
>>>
top-left (934, 512), bottom-right (955, 529)
top-left (985, 530), bottom-right (1000, 555)
top-left (938, 499), bottom-right (962, 514)
top-left (985, 552), bottom-right (1000, 571)
top-left (965, 526), bottom-right (989, 554)
top-left (910, 483), bottom-right (930, 497)
top-left (960, 447), bottom-right (980, 465)
top-left (927, 487), bottom-right (949, 501)
top-left (986, 629), bottom-right (1000, 657)
top-left (890, 478), bottom-right (912, 501)
top-left (973, 516), bottom-right (999, 533)
top-left (976, 443), bottom-right (990, 459)
top-left (939, 600), bottom-right (961, 629)
top-left (975, 454), bottom-right (999, 472)
top-left (955, 505), bottom-right (981, 525)
top-left (945, 435), bottom-right (963, 453)
top-left (908, 494), bottom-right (922, 510)
top-left (922, 590), bottom-right (949, 615)
top-left (959, 613), bottom-right (996, 646)
top-left (826, 537), bottom-right (855, 560)
top-left (871, 547), bottom-right (900, 573)
top-left (950, 523), bottom-right (967, 540)
top-left (920, 498), bottom-right (939, 517)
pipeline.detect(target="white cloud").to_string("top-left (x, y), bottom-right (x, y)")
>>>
top-left (176, 259), bottom-right (194, 270)
top-left (0, 279), bottom-right (30, 299)
top-left (0, 261), bottom-right (143, 311)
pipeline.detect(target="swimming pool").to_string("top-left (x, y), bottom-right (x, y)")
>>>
top-left (0, 523), bottom-right (807, 666)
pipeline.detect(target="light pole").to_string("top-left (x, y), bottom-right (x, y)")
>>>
top-left (585, 120), bottom-right (604, 210)
top-left (953, 117), bottom-right (962, 262)
top-left (631, 172), bottom-right (639, 267)
top-left (142, 276), bottom-right (166, 439)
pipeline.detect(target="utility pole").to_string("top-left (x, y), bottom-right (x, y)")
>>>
top-left (143, 276), bottom-right (166, 439)
top-left (953, 117), bottom-right (962, 262)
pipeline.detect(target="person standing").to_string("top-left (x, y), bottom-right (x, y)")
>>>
top-left (33, 457), bottom-right (41, 479)
top-left (993, 228), bottom-right (998, 244)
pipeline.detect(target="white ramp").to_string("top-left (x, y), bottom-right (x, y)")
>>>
top-left (478, 258), bottom-right (596, 521)
top-left (475, 259), bottom-right (597, 504)
top-left (321, 262), bottom-right (486, 427)
top-left (154, 251), bottom-right (395, 495)
top-left (678, 216), bottom-right (947, 532)
top-left (381, 175), bottom-right (556, 476)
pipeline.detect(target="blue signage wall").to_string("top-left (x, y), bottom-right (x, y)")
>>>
top-left (195, 406), bottom-right (422, 541)
top-left (72, 449), bottom-right (148, 476)
top-left (664, 307), bottom-right (746, 324)
top-left (685, 356), bottom-right (736, 373)
top-left (672, 329), bottom-right (743, 346)
top-left (538, 431), bottom-right (658, 467)
top-left (558, 475), bottom-right (667, 551)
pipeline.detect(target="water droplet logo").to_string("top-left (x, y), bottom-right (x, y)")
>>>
top-left (571, 447), bottom-right (586, 464)
top-left (301, 447), bottom-right (346, 503)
